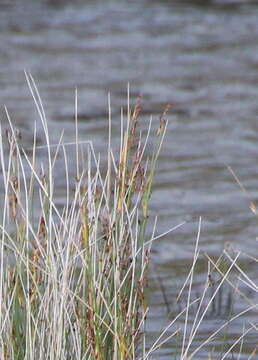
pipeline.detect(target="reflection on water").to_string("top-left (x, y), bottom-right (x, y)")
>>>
top-left (1, 0), bottom-right (258, 357)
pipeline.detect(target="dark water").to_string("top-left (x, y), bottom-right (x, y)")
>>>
top-left (1, 0), bottom-right (258, 358)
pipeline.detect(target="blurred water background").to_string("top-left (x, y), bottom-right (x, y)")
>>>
top-left (1, 0), bottom-right (258, 358)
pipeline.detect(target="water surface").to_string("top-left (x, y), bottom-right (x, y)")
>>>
top-left (1, 0), bottom-right (258, 357)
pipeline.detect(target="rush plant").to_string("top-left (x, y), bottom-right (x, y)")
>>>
top-left (0, 75), bottom-right (168, 360)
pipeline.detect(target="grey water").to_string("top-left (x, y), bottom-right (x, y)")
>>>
top-left (1, 0), bottom-right (258, 357)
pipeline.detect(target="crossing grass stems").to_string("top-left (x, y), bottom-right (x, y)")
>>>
top-left (0, 74), bottom-right (257, 359)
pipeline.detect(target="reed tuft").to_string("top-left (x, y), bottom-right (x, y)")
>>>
top-left (0, 76), bottom-right (167, 360)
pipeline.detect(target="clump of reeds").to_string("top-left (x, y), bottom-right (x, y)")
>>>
top-left (1, 75), bottom-right (257, 360)
top-left (0, 75), bottom-right (168, 359)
